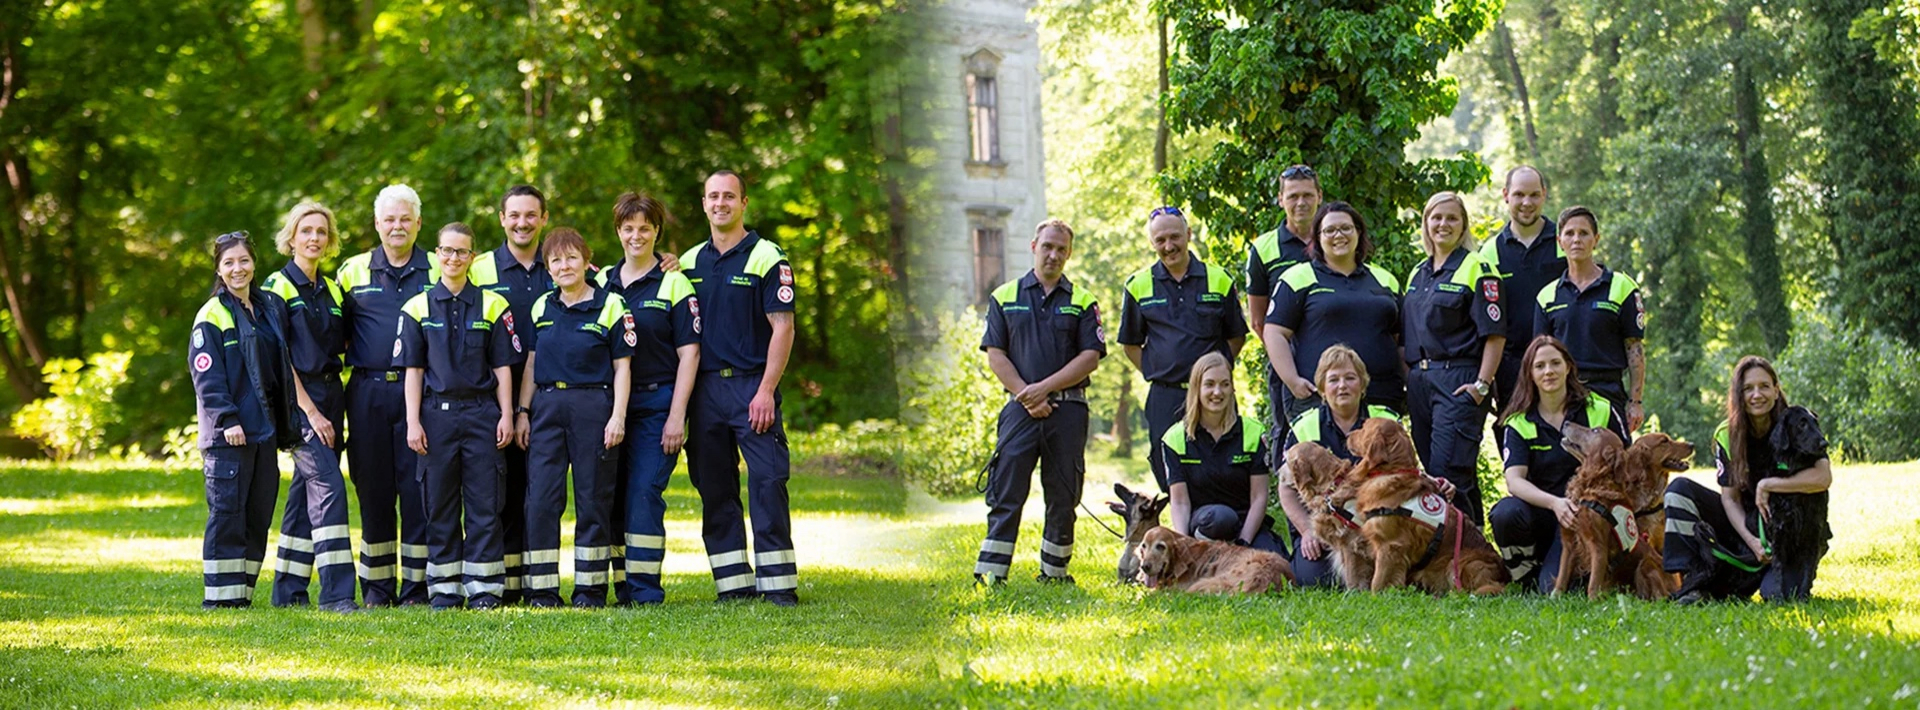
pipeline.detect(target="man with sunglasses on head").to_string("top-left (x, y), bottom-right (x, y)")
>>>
top-left (1118, 206), bottom-right (1249, 492)
top-left (1246, 165), bottom-right (1322, 432)
top-left (336, 183), bottom-right (438, 606)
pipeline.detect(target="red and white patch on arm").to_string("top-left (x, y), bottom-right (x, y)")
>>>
top-left (777, 285), bottom-right (794, 303)
top-left (689, 297), bottom-right (702, 334)
top-left (1487, 304), bottom-right (1502, 322)
top-left (1482, 281), bottom-right (1500, 302)
top-left (622, 312), bottom-right (638, 347)
top-left (393, 339), bottom-right (404, 360)
top-left (778, 264), bottom-right (793, 286)
top-left (193, 352), bottom-right (213, 373)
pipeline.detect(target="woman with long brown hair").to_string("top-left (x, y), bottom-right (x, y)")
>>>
top-left (1662, 356), bottom-right (1832, 603)
top-left (1486, 335), bottom-right (1628, 593)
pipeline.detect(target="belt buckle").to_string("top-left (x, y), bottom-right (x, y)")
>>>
top-left (556, 382), bottom-right (569, 390)
top-left (720, 368), bottom-right (735, 378)
top-left (384, 371), bottom-right (401, 382)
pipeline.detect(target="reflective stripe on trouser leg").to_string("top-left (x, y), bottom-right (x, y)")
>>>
top-left (271, 443), bottom-right (317, 607)
top-left (420, 398), bottom-right (508, 604)
top-left (278, 400), bottom-right (358, 607)
top-left (688, 372), bottom-right (755, 594)
top-left (1487, 496), bottom-right (1551, 583)
top-left (202, 443), bottom-right (277, 606)
top-left (1037, 402), bottom-right (1088, 579)
top-left (620, 384), bottom-right (677, 604)
top-left (736, 378), bottom-right (796, 594)
top-left (345, 375), bottom-right (413, 604)
top-left (979, 400), bottom-right (1039, 579)
top-left (522, 389), bottom-right (575, 603)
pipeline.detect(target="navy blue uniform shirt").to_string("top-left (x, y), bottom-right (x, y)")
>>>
top-left (1266, 261), bottom-right (1404, 402)
top-left (979, 271), bottom-right (1106, 390)
top-left (337, 246), bottom-right (435, 371)
top-left (1478, 219), bottom-right (1562, 351)
top-left (680, 231), bottom-right (794, 373)
top-left (1499, 395), bottom-right (1629, 497)
top-left (527, 286), bottom-right (635, 387)
top-left (471, 244), bottom-right (552, 346)
top-left (1281, 404), bottom-right (1403, 462)
top-left (395, 282), bottom-right (521, 397)
top-left (1118, 256), bottom-right (1248, 385)
top-left (1533, 267), bottom-right (1645, 377)
top-left (1165, 418), bottom-right (1269, 520)
top-left (1245, 224), bottom-right (1312, 308)
top-left (600, 258), bottom-right (700, 386)
top-left (1402, 247), bottom-right (1505, 363)
top-left (261, 263), bottom-right (348, 377)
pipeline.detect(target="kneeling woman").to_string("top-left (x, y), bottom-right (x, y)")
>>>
top-left (1487, 335), bottom-right (1628, 593)
top-left (1274, 345), bottom-right (1400, 587)
top-left (1161, 352), bottom-right (1284, 553)
top-left (515, 227), bottom-right (634, 607)
top-left (1664, 356), bottom-right (1831, 603)
top-left (190, 230), bottom-right (299, 607)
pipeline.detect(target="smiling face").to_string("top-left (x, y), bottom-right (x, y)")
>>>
top-left (1630, 432), bottom-right (1695, 473)
top-left (1317, 211), bottom-right (1359, 264)
top-left (702, 173), bottom-right (747, 232)
top-left (375, 202), bottom-right (419, 252)
top-left (499, 194), bottom-right (547, 250)
top-left (1032, 225), bottom-right (1072, 281)
top-left (546, 245), bottom-right (589, 290)
top-left (1321, 361), bottom-right (1364, 416)
top-left (1558, 214), bottom-right (1598, 264)
top-left (434, 229), bottom-right (475, 281)
top-left (1148, 214), bottom-right (1191, 269)
top-left (1197, 363), bottom-right (1235, 420)
top-left (1424, 199), bottom-right (1466, 255)
top-left (618, 216), bottom-right (658, 261)
top-left (1504, 168), bottom-right (1546, 227)
top-left (216, 241), bottom-right (255, 293)
top-left (1530, 346), bottom-right (1570, 397)
top-left (1739, 367), bottom-right (1779, 420)
top-left (291, 212), bottom-right (332, 263)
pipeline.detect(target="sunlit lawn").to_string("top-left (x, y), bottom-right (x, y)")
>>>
top-left (2, 443), bottom-right (1918, 708)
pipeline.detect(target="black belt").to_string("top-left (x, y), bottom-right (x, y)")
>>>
top-left (354, 368), bottom-right (404, 382)
top-left (538, 382), bottom-right (608, 391)
top-left (1413, 357), bottom-right (1477, 370)
top-left (714, 368), bottom-right (763, 379)
top-left (426, 392), bottom-right (492, 403)
top-left (1011, 388), bottom-right (1087, 404)
top-left (1150, 380), bottom-right (1189, 389)
top-left (633, 382), bottom-right (666, 392)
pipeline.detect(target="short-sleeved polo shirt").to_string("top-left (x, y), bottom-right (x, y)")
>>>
top-left (261, 262), bottom-right (348, 377)
top-left (337, 246), bottom-right (437, 370)
top-left (1246, 225), bottom-right (1311, 307)
top-left (600, 259), bottom-right (699, 386)
top-left (1266, 260), bottom-right (1404, 402)
top-left (395, 282), bottom-right (521, 397)
top-left (1402, 248), bottom-right (1505, 363)
top-left (680, 231), bottom-right (794, 373)
top-left (1281, 404), bottom-right (1403, 462)
top-left (470, 244), bottom-right (553, 352)
top-left (1533, 267), bottom-right (1645, 377)
top-left (1499, 395), bottom-right (1628, 497)
top-left (526, 287), bottom-right (635, 387)
top-left (1117, 256), bottom-right (1248, 385)
top-left (979, 271), bottom-right (1106, 390)
top-left (1163, 418), bottom-right (1269, 519)
top-left (1478, 218), bottom-right (1562, 352)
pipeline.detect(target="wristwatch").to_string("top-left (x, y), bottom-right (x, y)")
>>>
top-left (515, 406), bottom-right (531, 415)
top-left (1472, 379), bottom-right (1491, 397)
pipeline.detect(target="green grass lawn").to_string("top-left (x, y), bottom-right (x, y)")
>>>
top-left (2, 447), bottom-right (1918, 708)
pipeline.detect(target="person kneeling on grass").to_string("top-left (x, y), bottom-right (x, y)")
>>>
top-left (1163, 352), bottom-right (1286, 554)
top-left (1663, 355), bottom-right (1831, 604)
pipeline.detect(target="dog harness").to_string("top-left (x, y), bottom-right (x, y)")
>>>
top-left (1364, 492), bottom-right (1454, 573)
top-left (1574, 499), bottom-right (1643, 553)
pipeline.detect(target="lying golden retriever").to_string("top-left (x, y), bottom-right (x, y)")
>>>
top-left (1136, 526), bottom-right (1293, 594)
top-left (1556, 423), bottom-right (1685, 600)
top-left (1350, 419), bottom-right (1509, 595)
top-left (1283, 442), bottom-right (1374, 590)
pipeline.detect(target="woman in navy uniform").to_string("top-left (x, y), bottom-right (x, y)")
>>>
top-left (1401, 191), bottom-right (1505, 526)
top-left (396, 223), bottom-right (522, 610)
top-left (1161, 352), bottom-right (1282, 553)
top-left (189, 230), bottom-right (299, 608)
top-left (1486, 335), bottom-right (1629, 592)
top-left (1264, 202), bottom-right (1405, 423)
top-left (515, 227), bottom-right (635, 608)
top-left (1663, 356), bottom-right (1832, 603)
top-left (1533, 206), bottom-right (1646, 430)
top-left (599, 193), bottom-right (701, 605)
top-left (1273, 345), bottom-right (1402, 587)
top-left (260, 201), bottom-right (359, 612)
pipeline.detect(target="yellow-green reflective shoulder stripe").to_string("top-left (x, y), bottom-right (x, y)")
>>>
top-left (597, 291), bottom-right (628, 328)
top-left (991, 280), bottom-right (1021, 305)
top-left (660, 272), bottom-right (696, 304)
top-left (481, 291), bottom-right (512, 322)
top-left (194, 297), bottom-right (235, 330)
top-left (1278, 262), bottom-right (1317, 291)
top-left (744, 240), bottom-right (786, 276)
top-left (1253, 230), bottom-right (1280, 262)
top-left (261, 272), bottom-right (298, 301)
top-left (337, 253), bottom-right (372, 289)
top-left (1069, 284), bottom-right (1096, 309)
top-left (1535, 282), bottom-right (1558, 308)
top-left (530, 294), bottom-right (550, 321)
top-left (1125, 268), bottom-right (1155, 302)
top-left (1477, 239), bottom-right (1506, 277)
top-left (680, 244), bottom-right (705, 272)
top-left (1608, 272), bottom-right (1638, 305)
top-left (1365, 263), bottom-right (1401, 294)
top-left (1240, 418), bottom-right (1266, 453)
top-left (1450, 252), bottom-right (1496, 287)
top-left (1205, 262), bottom-right (1233, 296)
top-left (401, 293), bottom-right (430, 320)
top-left (468, 251), bottom-right (500, 286)
top-left (1161, 425), bottom-right (1187, 456)
top-left (1289, 410), bottom-right (1321, 444)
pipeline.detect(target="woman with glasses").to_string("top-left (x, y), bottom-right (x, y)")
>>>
top-left (189, 230), bottom-right (300, 608)
top-left (1263, 201), bottom-right (1406, 423)
top-left (597, 193), bottom-right (700, 605)
top-left (258, 201), bottom-right (360, 612)
top-left (394, 222), bottom-right (524, 610)
top-left (515, 227), bottom-right (635, 608)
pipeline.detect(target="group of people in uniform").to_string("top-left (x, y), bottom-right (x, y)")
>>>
top-left (189, 171), bottom-right (803, 611)
top-left (975, 165), bottom-right (1833, 603)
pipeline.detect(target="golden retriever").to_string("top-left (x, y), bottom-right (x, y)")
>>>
top-left (1136, 526), bottom-right (1293, 594)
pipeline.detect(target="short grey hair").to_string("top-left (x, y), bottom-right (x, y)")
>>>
top-left (374, 184), bottom-right (422, 216)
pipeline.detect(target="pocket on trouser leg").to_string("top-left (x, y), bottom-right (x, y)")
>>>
top-left (204, 453), bottom-right (243, 516)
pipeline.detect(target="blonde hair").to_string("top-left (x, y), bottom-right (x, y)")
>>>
top-left (1181, 352), bottom-right (1238, 441)
top-left (1033, 218), bottom-right (1074, 242)
top-left (1313, 344), bottom-right (1370, 394)
top-left (272, 200), bottom-right (340, 259)
top-left (1418, 191), bottom-right (1474, 257)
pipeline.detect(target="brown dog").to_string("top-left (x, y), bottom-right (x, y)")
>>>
top-left (1623, 432), bottom-right (1694, 554)
top-left (1350, 419), bottom-right (1509, 595)
top-left (1136, 526), bottom-right (1294, 594)
top-left (1556, 423), bottom-right (1680, 600)
top-left (1283, 442), bottom-right (1374, 589)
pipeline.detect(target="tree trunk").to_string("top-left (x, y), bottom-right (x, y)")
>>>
top-left (1727, 5), bottom-right (1790, 354)
top-left (1492, 20), bottom-right (1540, 162)
top-left (1154, 12), bottom-right (1168, 178)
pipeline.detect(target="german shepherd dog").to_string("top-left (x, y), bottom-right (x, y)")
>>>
top-left (1110, 483), bottom-right (1167, 584)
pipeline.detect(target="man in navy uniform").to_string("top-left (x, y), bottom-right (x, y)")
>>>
top-left (1478, 166), bottom-right (1561, 410)
top-left (679, 170), bottom-right (801, 606)
top-left (1246, 165), bottom-right (1320, 431)
top-left (974, 219), bottom-right (1105, 585)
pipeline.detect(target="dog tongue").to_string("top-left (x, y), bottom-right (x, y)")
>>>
top-left (1143, 576), bottom-right (1158, 589)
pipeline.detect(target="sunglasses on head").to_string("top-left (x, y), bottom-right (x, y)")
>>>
top-left (215, 230), bottom-right (250, 245)
top-left (1281, 165), bottom-right (1316, 181)
top-left (1148, 206), bottom-right (1184, 221)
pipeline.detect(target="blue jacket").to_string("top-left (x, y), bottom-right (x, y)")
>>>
top-left (189, 288), bottom-right (299, 451)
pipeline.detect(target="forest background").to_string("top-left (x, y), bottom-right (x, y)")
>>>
top-left (5, 0), bottom-right (1920, 480)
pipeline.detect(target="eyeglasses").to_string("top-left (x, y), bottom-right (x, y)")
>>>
top-left (435, 246), bottom-right (475, 259)
top-left (215, 230), bottom-right (250, 245)
top-left (1148, 206), bottom-right (1184, 221)
top-left (1281, 165), bottom-right (1317, 181)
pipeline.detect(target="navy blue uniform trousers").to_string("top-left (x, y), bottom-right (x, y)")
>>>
top-left (1663, 477), bottom-right (1825, 602)
top-left (419, 395), bottom-right (507, 607)
top-left (975, 398), bottom-right (1087, 580)
top-left (525, 387), bottom-right (619, 605)
top-left (686, 372), bottom-right (797, 597)
top-left (1144, 382), bottom-right (1186, 492)
top-left (1407, 362), bottom-right (1490, 526)
top-left (271, 376), bottom-right (355, 607)
top-left (1488, 496), bottom-right (1567, 594)
top-left (202, 443), bottom-right (279, 607)
top-left (618, 383), bottom-right (678, 604)
top-left (500, 363), bottom-right (530, 603)
top-left (345, 374), bottom-right (429, 605)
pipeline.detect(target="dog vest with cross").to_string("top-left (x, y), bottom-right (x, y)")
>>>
top-left (1364, 488), bottom-right (1454, 573)
top-left (1573, 500), bottom-right (1642, 551)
